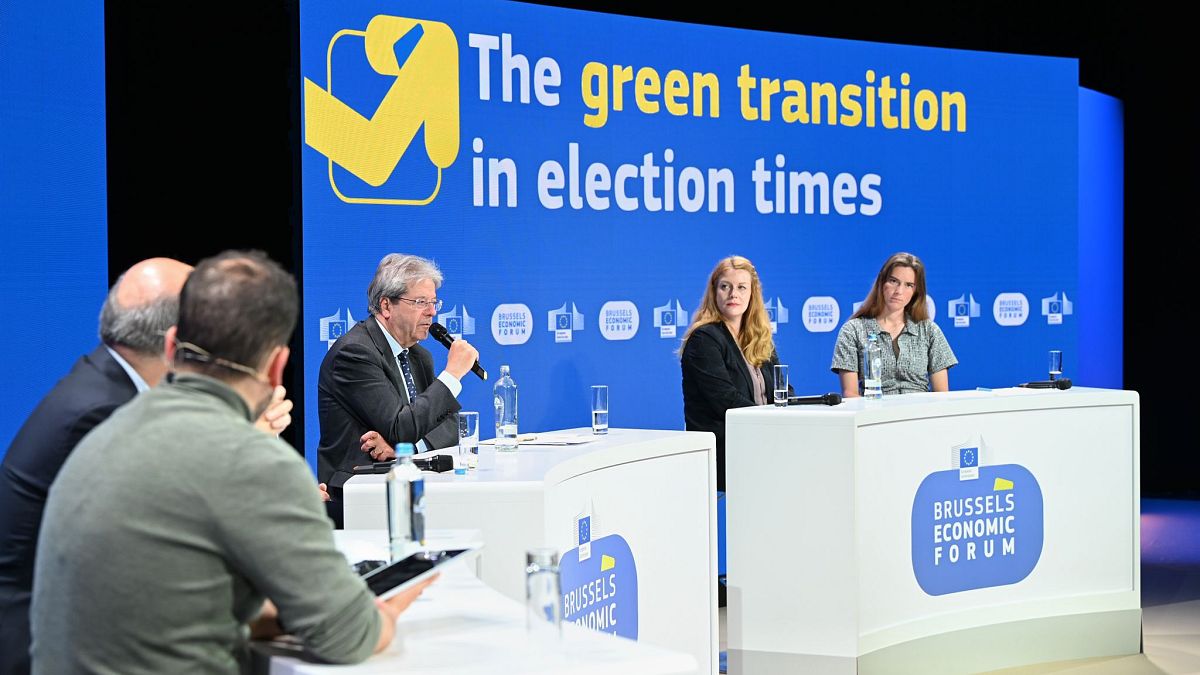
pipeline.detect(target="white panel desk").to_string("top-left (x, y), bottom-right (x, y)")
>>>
top-left (342, 428), bottom-right (718, 675)
top-left (725, 387), bottom-right (1141, 675)
top-left (254, 529), bottom-right (699, 675)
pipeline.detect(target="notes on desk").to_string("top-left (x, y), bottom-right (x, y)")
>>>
top-left (479, 432), bottom-right (598, 446)
top-left (524, 432), bottom-right (599, 445)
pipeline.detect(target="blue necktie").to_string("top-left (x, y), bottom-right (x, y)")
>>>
top-left (397, 350), bottom-right (419, 403)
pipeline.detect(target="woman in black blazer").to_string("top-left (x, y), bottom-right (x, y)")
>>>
top-left (680, 256), bottom-right (786, 492)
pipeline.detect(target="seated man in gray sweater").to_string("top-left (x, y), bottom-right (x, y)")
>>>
top-left (31, 250), bottom-right (432, 674)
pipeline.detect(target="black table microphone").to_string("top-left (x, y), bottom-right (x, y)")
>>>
top-left (787, 392), bottom-right (843, 406)
top-left (414, 455), bottom-right (455, 472)
top-left (1017, 378), bottom-right (1072, 390)
top-left (429, 322), bottom-right (488, 381)
top-left (352, 455), bottom-right (455, 474)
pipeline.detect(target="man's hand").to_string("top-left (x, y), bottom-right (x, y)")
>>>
top-left (360, 430), bottom-right (395, 462)
top-left (249, 600), bottom-right (282, 640)
top-left (373, 574), bottom-right (438, 654)
top-left (254, 386), bottom-right (293, 436)
top-left (317, 483), bottom-right (331, 502)
top-left (445, 339), bottom-right (479, 380)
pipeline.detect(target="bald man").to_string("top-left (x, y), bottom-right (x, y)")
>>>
top-left (0, 258), bottom-right (201, 675)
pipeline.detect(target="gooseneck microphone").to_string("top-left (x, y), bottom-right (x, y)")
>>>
top-left (429, 323), bottom-right (488, 381)
top-left (787, 393), bottom-right (843, 406)
top-left (1018, 378), bottom-right (1072, 390)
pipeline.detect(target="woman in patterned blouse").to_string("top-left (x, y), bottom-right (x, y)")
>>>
top-left (830, 252), bottom-right (957, 397)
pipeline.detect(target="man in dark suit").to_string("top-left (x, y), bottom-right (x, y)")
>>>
top-left (317, 253), bottom-right (478, 487)
top-left (0, 258), bottom-right (193, 675)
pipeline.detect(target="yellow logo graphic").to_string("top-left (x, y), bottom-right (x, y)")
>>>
top-left (600, 554), bottom-right (616, 571)
top-left (993, 477), bottom-right (1014, 491)
top-left (304, 15), bottom-right (459, 205)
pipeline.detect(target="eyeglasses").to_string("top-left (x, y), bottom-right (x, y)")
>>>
top-left (391, 296), bottom-right (443, 312)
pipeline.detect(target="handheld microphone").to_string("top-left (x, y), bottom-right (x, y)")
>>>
top-left (787, 392), bottom-right (843, 406)
top-left (429, 323), bottom-right (488, 381)
top-left (1018, 378), bottom-right (1072, 390)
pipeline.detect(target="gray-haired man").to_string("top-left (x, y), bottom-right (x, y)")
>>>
top-left (0, 258), bottom-right (193, 675)
top-left (316, 253), bottom-right (479, 487)
top-left (31, 251), bottom-right (431, 674)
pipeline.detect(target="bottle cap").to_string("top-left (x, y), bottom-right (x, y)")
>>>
top-left (395, 442), bottom-right (417, 456)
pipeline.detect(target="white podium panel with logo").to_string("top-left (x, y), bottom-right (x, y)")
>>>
top-left (342, 429), bottom-right (718, 675)
top-left (725, 388), bottom-right (1140, 675)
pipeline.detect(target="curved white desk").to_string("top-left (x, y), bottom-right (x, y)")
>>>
top-left (342, 428), bottom-right (718, 675)
top-left (726, 387), bottom-right (1141, 674)
top-left (255, 530), bottom-right (699, 674)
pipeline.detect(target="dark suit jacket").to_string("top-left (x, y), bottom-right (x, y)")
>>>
top-left (0, 345), bottom-right (138, 675)
top-left (680, 322), bottom-right (785, 492)
top-left (317, 318), bottom-right (461, 485)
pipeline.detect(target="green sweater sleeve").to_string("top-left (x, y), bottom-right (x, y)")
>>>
top-left (212, 434), bottom-right (382, 664)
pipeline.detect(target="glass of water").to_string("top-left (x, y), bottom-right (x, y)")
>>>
top-left (1048, 350), bottom-right (1063, 381)
top-left (773, 364), bottom-right (789, 407)
top-left (526, 548), bottom-right (562, 640)
top-left (458, 411), bottom-right (479, 471)
top-left (590, 385), bottom-right (609, 435)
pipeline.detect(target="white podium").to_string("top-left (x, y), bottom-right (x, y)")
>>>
top-left (254, 529), bottom-right (699, 675)
top-left (725, 387), bottom-right (1141, 675)
top-left (342, 428), bottom-right (718, 675)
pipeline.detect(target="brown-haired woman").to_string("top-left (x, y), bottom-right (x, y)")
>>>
top-left (831, 252), bottom-right (957, 397)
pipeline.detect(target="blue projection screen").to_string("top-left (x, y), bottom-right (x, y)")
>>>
top-left (0, 0), bottom-right (108, 458)
top-left (299, 1), bottom-right (1081, 469)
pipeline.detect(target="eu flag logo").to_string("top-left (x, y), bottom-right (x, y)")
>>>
top-left (578, 516), bottom-right (591, 545)
top-left (959, 447), bottom-right (979, 468)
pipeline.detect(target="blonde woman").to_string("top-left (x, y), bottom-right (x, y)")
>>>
top-left (680, 256), bottom-right (788, 492)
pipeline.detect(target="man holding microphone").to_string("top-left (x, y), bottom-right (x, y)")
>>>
top-left (317, 253), bottom-right (479, 489)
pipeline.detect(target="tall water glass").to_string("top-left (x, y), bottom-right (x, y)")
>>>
top-left (773, 364), bottom-right (789, 407)
top-left (526, 548), bottom-right (562, 641)
top-left (1048, 350), bottom-right (1063, 381)
top-left (457, 411), bottom-right (479, 471)
top-left (591, 385), bottom-right (609, 434)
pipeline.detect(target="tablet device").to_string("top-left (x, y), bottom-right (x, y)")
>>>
top-left (356, 546), bottom-right (480, 600)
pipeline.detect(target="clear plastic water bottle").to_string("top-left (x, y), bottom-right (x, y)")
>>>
top-left (863, 332), bottom-right (884, 400)
top-left (386, 455), bottom-right (424, 561)
top-left (494, 365), bottom-right (519, 452)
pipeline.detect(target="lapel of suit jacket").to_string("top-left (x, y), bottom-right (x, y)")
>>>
top-left (761, 359), bottom-right (775, 397)
top-left (364, 318), bottom-right (411, 404)
top-left (717, 322), bottom-right (756, 402)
